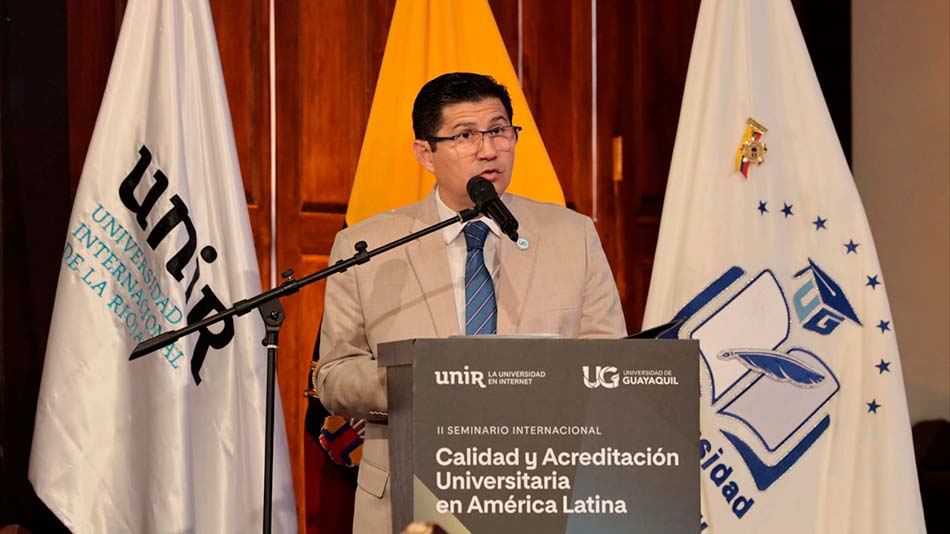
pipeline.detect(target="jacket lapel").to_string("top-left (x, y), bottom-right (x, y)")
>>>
top-left (495, 195), bottom-right (539, 334)
top-left (406, 192), bottom-right (460, 338)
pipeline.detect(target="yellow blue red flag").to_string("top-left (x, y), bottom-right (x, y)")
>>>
top-left (345, 0), bottom-right (564, 226)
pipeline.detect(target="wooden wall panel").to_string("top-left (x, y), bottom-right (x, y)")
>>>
top-left (489, 0), bottom-right (595, 216)
top-left (495, 0), bottom-right (699, 333)
top-left (597, 0), bottom-right (700, 332)
top-left (66, 0), bottom-right (125, 195)
top-left (520, 0), bottom-right (594, 216)
top-left (276, 2), bottom-right (395, 531)
top-left (487, 0), bottom-right (519, 66)
top-left (273, 3), bottom-right (306, 530)
top-left (592, 0), bottom-right (625, 307)
top-left (299, 1), bottom-right (392, 215)
top-left (209, 0), bottom-right (272, 286)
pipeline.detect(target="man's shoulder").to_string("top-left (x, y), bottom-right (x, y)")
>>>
top-left (338, 196), bottom-right (429, 240)
top-left (507, 193), bottom-right (591, 229)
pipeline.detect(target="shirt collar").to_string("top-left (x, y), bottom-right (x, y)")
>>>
top-left (433, 186), bottom-right (502, 245)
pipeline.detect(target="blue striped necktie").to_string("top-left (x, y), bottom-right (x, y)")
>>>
top-left (464, 221), bottom-right (497, 335)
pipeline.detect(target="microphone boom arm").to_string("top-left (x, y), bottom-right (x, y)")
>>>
top-left (130, 206), bottom-right (480, 359)
top-left (128, 204), bottom-right (479, 534)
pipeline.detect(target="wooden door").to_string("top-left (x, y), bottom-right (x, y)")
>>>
top-left (273, 2), bottom-right (396, 531)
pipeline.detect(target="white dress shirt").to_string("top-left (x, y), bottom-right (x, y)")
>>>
top-left (434, 187), bottom-right (501, 334)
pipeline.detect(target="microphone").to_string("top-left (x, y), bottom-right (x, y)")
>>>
top-left (467, 176), bottom-right (519, 242)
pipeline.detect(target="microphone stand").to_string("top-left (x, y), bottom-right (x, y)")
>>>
top-left (130, 207), bottom-right (480, 534)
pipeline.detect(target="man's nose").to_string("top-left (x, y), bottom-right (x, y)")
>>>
top-left (476, 135), bottom-right (499, 159)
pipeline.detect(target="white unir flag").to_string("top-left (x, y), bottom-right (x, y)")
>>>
top-left (643, 0), bottom-right (925, 532)
top-left (29, 1), bottom-right (297, 532)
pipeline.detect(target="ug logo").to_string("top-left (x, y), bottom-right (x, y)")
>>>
top-left (660, 260), bottom-right (855, 494)
top-left (582, 365), bottom-right (620, 389)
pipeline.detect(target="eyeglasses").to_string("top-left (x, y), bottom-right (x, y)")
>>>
top-left (427, 125), bottom-right (523, 154)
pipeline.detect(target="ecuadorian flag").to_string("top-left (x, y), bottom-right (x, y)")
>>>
top-left (345, 0), bottom-right (564, 226)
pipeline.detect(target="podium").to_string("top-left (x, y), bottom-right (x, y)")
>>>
top-left (379, 338), bottom-right (700, 534)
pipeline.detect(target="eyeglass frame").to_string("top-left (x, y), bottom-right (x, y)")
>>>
top-left (425, 125), bottom-right (523, 151)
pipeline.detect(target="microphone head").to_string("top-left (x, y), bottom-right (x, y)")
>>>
top-left (466, 175), bottom-right (519, 242)
top-left (466, 176), bottom-right (497, 205)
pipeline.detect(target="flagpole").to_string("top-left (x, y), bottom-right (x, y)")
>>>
top-left (130, 207), bottom-right (479, 532)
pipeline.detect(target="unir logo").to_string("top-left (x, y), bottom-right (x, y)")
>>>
top-left (121, 145), bottom-right (234, 385)
top-left (434, 365), bottom-right (487, 388)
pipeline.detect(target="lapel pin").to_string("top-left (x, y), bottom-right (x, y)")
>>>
top-left (516, 237), bottom-right (530, 250)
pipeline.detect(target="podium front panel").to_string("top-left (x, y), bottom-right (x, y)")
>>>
top-left (381, 338), bottom-right (699, 534)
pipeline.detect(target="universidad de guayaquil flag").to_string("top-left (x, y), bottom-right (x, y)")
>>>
top-left (643, 0), bottom-right (926, 533)
top-left (29, 1), bottom-right (297, 532)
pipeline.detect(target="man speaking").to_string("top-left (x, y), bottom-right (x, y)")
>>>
top-left (316, 72), bottom-right (627, 533)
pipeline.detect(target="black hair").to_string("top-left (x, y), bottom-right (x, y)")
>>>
top-left (412, 72), bottom-right (514, 147)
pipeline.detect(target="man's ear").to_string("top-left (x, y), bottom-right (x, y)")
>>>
top-left (413, 139), bottom-right (436, 174)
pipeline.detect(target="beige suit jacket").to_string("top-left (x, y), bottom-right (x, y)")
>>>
top-left (316, 191), bottom-right (626, 533)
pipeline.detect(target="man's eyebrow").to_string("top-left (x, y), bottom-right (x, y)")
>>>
top-left (449, 116), bottom-right (511, 130)
top-left (449, 121), bottom-right (478, 130)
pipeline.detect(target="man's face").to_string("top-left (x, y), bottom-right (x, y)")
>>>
top-left (413, 97), bottom-right (515, 212)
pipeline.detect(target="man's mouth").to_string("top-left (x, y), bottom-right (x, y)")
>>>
top-left (480, 169), bottom-right (501, 180)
